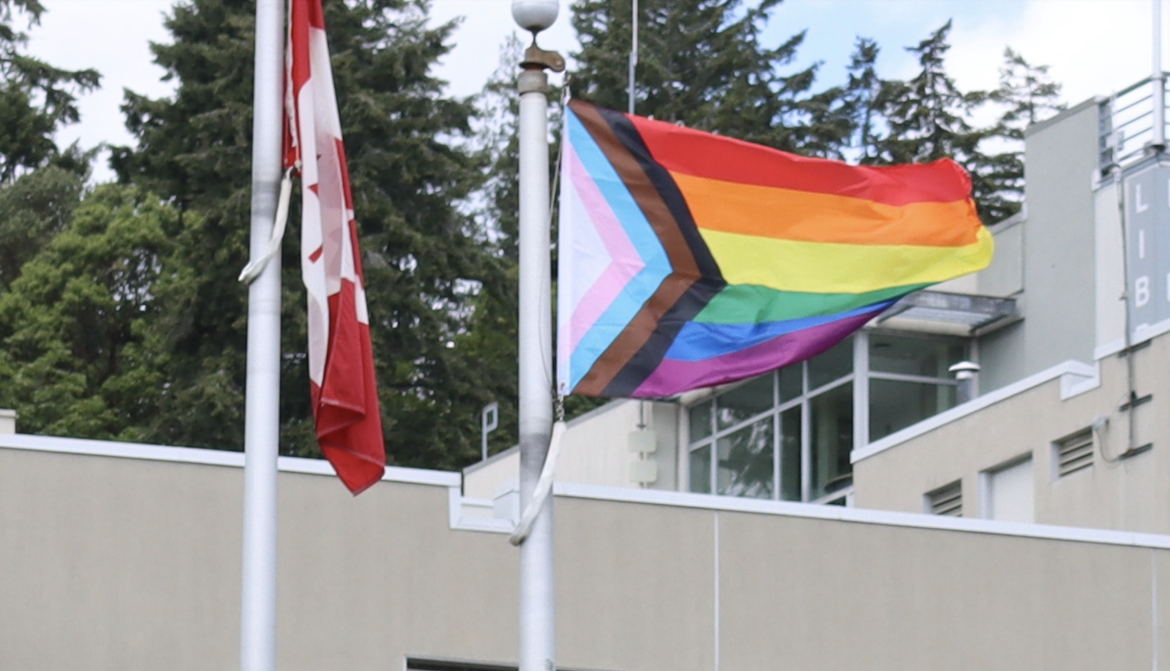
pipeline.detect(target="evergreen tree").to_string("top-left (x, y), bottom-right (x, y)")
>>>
top-left (994, 46), bottom-right (1064, 138)
top-left (976, 47), bottom-right (1064, 222)
top-left (464, 35), bottom-right (523, 458)
top-left (570, 0), bottom-right (851, 156)
top-left (873, 21), bottom-right (1024, 223)
top-left (113, 0), bottom-right (494, 469)
top-left (873, 21), bottom-right (985, 165)
top-left (0, 0), bottom-right (99, 182)
top-left (0, 184), bottom-right (176, 440)
top-left (0, 165), bottom-right (83, 289)
top-left (843, 36), bottom-right (881, 164)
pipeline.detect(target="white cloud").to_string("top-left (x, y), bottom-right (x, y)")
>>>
top-left (948, 0), bottom-right (1156, 105)
top-left (26, 0), bottom-right (175, 181)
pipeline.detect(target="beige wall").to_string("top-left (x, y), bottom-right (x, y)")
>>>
top-left (464, 399), bottom-right (679, 499)
top-left (854, 331), bottom-right (1170, 534)
top-left (2, 436), bottom-right (1170, 671)
top-left (1095, 180), bottom-right (1127, 353)
top-left (0, 409), bottom-right (15, 434)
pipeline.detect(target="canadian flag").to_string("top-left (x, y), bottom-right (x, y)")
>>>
top-left (286, 0), bottom-right (385, 494)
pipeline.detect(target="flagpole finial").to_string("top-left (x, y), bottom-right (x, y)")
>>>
top-left (512, 0), bottom-right (558, 34)
top-left (513, 0), bottom-right (563, 72)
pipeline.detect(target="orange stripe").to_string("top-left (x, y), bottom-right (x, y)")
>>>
top-left (672, 172), bottom-right (982, 247)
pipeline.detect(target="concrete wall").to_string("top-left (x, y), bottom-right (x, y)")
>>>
top-left (976, 215), bottom-right (1024, 298)
top-left (2, 435), bottom-right (1170, 671)
top-left (978, 99), bottom-right (1101, 393)
top-left (1095, 179), bottom-right (1127, 354)
top-left (463, 399), bottom-right (679, 499)
top-left (853, 330), bottom-right (1170, 534)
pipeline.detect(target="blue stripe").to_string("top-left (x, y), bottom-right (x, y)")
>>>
top-left (565, 109), bottom-right (672, 389)
top-left (663, 300), bottom-right (899, 362)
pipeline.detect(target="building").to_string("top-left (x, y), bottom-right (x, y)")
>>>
top-left (2, 429), bottom-right (1168, 670)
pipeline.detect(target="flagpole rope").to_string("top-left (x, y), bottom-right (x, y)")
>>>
top-left (509, 418), bottom-right (566, 546)
top-left (239, 167), bottom-right (295, 284)
top-left (539, 80), bottom-right (568, 403)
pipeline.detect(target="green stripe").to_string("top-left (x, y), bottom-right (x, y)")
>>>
top-left (693, 283), bottom-right (930, 324)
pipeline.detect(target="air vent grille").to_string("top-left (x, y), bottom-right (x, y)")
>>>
top-left (1057, 430), bottom-right (1094, 477)
top-left (927, 481), bottom-right (962, 517)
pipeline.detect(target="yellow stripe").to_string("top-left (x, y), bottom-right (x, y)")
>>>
top-left (673, 172), bottom-right (981, 247)
top-left (703, 226), bottom-right (994, 294)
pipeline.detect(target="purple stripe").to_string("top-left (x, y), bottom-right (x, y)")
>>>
top-left (629, 307), bottom-right (883, 398)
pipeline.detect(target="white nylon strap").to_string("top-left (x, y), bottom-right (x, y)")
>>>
top-left (239, 168), bottom-right (294, 284)
top-left (509, 420), bottom-right (566, 546)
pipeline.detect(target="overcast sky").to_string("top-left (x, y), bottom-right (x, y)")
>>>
top-left (21, 0), bottom-right (1168, 182)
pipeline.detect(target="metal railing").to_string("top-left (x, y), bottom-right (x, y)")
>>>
top-left (1099, 75), bottom-right (1170, 169)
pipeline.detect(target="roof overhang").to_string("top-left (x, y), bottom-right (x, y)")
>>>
top-left (875, 290), bottom-right (1021, 337)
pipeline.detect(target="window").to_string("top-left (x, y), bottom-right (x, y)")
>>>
top-left (926, 480), bottom-right (963, 516)
top-left (685, 331), bottom-right (969, 505)
top-left (687, 338), bottom-right (855, 504)
top-left (867, 333), bottom-right (964, 441)
top-left (408, 659), bottom-right (516, 671)
top-left (408, 660), bottom-right (594, 671)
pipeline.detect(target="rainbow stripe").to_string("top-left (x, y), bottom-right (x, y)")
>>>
top-left (556, 100), bottom-right (993, 398)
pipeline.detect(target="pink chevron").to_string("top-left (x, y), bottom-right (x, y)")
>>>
top-left (566, 141), bottom-right (646, 352)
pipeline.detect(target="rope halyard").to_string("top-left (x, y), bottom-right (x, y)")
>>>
top-left (239, 166), bottom-right (295, 284)
top-left (509, 416), bottom-right (567, 546)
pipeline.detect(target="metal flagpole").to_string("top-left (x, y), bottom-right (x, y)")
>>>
top-left (511, 2), bottom-right (563, 671)
top-left (628, 0), bottom-right (638, 114)
top-left (1154, 0), bottom-right (1166, 149)
top-left (240, 0), bottom-right (284, 669)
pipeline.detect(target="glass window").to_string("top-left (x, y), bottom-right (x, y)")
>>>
top-left (810, 382), bottom-right (853, 500)
top-left (870, 333), bottom-right (966, 378)
top-left (869, 379), bottom-right (957, 441)
top-left (716, 375), bottom-right (773, 430)
top-left (778, 366), bottom-right (802, 402)
top-left (689, 445), bottom-right (711, 494)
top-left (779, 406), bottom-right (802, 501)
top-left (684, 330), bottom-right (970, 506)
top-left (808, 337), bottom-right (854, 390)
top-left (689, 400), bottom-right (713, 442)
top-left (716, 419), bottom-right (774, 499)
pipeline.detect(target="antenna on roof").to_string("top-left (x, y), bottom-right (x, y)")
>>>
top-left (1153, 0), bottom-right (1165, 149)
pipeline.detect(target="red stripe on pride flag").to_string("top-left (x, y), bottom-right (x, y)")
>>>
top-left (625, 112), bottom-right (973, 207)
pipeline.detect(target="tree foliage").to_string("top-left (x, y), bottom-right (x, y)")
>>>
top-left (112, 0), bottom-right (495, 468)
top-left (571, 0), bottom-right (851, 155)
top-left (0, 0), bottom-right (1071, 469)
top-left (0, 0), bottom-right (98, 182)
top-left (0, 184), bottom-right (176, 440)
top-left (0, 165), bottom-right (82, 289)
top-left (570, 7), bottom-right (1064, 224)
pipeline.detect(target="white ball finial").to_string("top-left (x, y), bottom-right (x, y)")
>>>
top-left (512, 0), bottom-right (559, 33)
